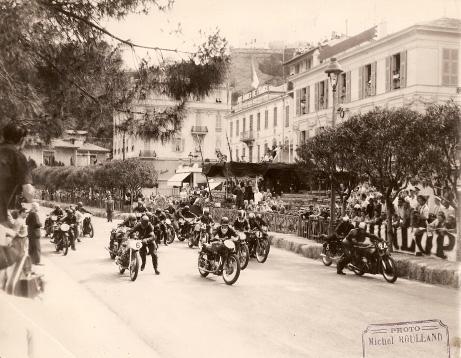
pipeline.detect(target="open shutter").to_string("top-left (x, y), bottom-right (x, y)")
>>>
top-left (400, 51), bottom-right (407, 88)
top-left (306, 86), bottom-right (310, 113)
top-left (296, 89), bottom-right (301, 116)
top-left (324, 80), bottom-right (329, 109)
top-left (314, 82), bottom-right (319, 111)
top-left (371, 62), bottom-right (377, 95)
top-left (385, 56), bottom-right (391, 92)
top-left (451, 49), bottom-right (459, 85)
top-left (346, 71), bottom-right (351, 103)
top-left (358, 67), bottom-right (363, 99)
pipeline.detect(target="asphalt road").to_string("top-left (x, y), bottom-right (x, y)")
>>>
top-left (35, 209), bottom-right (460, 358)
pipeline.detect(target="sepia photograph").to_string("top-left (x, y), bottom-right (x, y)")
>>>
top-left (0, 0), bottom-right (459, 357)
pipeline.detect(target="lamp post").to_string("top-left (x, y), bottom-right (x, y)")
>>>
top-left (324, 57), bottom-right (343, 234)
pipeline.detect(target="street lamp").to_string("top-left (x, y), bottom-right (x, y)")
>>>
top-left (324, 58), bottom-right (343, 234)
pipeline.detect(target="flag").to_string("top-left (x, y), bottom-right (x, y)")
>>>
top-left (251, 56), bottom-right (259, 89)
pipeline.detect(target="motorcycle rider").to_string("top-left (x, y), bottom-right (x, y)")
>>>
top-left (178, 205), bottom-right (197, 238)
top-left (76, 201), bottom-right (92, 239)
top-left (46, 204), bottom-right (64, 233)
top-left (60, 208), bottom-right (77, 250)
top-left (213, 217), bottom-right (239, 241)
top-left (326, 215), bottom-right (354, 242)
top-left (153, 208), bottom-right (168, 246)
top-left (336, 221), bottom-right (383, 275)
top-left (76, 202), bottom-right (92, 215)
top-left (128, 215), bottom-right (160, 275)
top-left (133, 200), bottom-right (147, 213)
top-left (255, 213), bottom-right (268, 229)
top-left (120, 213), bottom-right (138, 228)
top-left (233, 210), bottom-right (249, 232)
top-left (198, 207), bottom-right (214, 240)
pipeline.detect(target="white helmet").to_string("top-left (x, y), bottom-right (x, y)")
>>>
top-left (342, 215), bottom-right (350, 222)
top-left (358, 222), bottom-right (367, 230)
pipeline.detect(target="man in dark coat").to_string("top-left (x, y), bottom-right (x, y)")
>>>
top-left (26, 202), bottom-right (42, 264)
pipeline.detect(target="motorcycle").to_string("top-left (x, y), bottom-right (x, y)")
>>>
top-left (82, 213), bottom-right (94, 238)
top-left (45, 215), bottom-right (59, 237)
top-left (197, 237), bottom-right (241, 285)
top-left (164, 218), bottom-right (177, 244)
top-left (108, 226), bottom-right (128, 259)
top-left (234, 231), bottom-right (250, 270)
top-left (320, 234), bottom-right (344, 266)
top-left (347, 240), bottom-right (398, 283)
top-left (51, 222), bottom-right (75, 256)
top-left (188, 219), bottom-right (210, 249)
top-left (116, 234), bottom-right (142, 281)
top-left (178, 217), bottom-right (194, 242)
top-left (248, 227), bottom-right (271, 263)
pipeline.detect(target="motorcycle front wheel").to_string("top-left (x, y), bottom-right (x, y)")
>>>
top-left (239, 244), bottom-right (250, 270)
top-left (88, 223), bottom-right (94, 238)
top-left (222, 254), bottom-right (240, 285)
top-left (198, 252), bottom-right (209, 277)
top-left (167, 228), bottom-right (175, 244)
top-left (129, 252), bottom-right (140, 281)
top-left (321, 247), bottom-right (333, 266)
top-left (256, 238), bottom-right (270, 263)
top-left (381, 256), bottom-right (398, 283)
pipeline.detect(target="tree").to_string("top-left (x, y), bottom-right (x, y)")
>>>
top-left (0, 0), bottom-right (229, 142)
top-left (422, 100), bottom-right (460, 211)
top-left (343, 107), bottom-right (429, 244)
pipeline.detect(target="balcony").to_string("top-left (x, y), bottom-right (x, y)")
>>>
top-left (240, 131), bottom-right (255, 144)
top-left (191, 126), bottom-right (208, 135)
top-left (139, 150), bottom-right (157, 158)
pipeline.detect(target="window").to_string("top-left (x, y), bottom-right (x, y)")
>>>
top-left (300, 130), bottom-right (306, 144)
top-left (442, 48), bottom-right (458, 86)
top-left (172, 138), bottom-right (184, 152)
top-left (337, 72), bottom-right (351, 104)
top-left (264, 143), bottom-right (268, 156)
top-left (216, 114), bottom-right (222, 132)
top-left (236, 149), bottom-right (239, 161)
top-left (359, 62), bottom-right (377, 98)
top-left (306, 57), bottom-right (313, 71)
top-left (295, 63), bottom-right (300, 74)
top-left (315, 80), bottom-right (329, 110)
top-left (230, 122), bottom-right (233, 137)
top-left (296, 87), bottom-right (309, 115)
top-left (131, 145), bottom-right (134, 152)
top-left (264, 110), bottom-right (268, 129)
top-left (257, 145), bottom-right (260, 162)
top-left (236, 120), bottom-right (239, 136)
top-left (386, 51), bottom-right (407, 91)
top-left (249, 115), bottom-right (253, 132)
top-left (242, 147), bottom-right (246, 161)
top-left (285, 106), bottom-right (290, 127)
top-left (242, 117), bottom-right (246, 133)
top-left (215, 138), bottom-right (222, 150)
top-left (273, 107), bottom-right (278, 127)
top-left (257, 112), bottom-right (261, 130)
top-left (248, 146), bottom-right (253, 163)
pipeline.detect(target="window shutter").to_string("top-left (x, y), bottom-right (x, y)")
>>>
top-left (346, 71), bottom-right (351, 103)
top-left (358, 67), bottom-right (363, 99)
top-left (400, 51), bottom-right (407, 88)
top-left (385, 56), bottom-right (391, 92)
top-left (324, 80), bottom-right (329, 108)
top-left (306, 86), bottom-right (310, 112)
top-left (181, 139), bottom-right (185, 152)
top-left (442, 49), bottom-right (451, 85)
top-left (371, 62), bottom-right (377, 95)
top-left (315, 82), bottom-right (319, 111)
top-left (451, 49), bottom-right (459, 85)
top-left (296, 89), bottom-right (301, 115)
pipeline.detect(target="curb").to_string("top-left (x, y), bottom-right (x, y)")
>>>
top-left (268, 235), bottom-right (460, 289)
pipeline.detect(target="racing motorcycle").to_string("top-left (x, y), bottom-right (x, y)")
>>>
top-left (116, 233), bottom-right (142, 281)
top-left (248, 227), bottom-right (271, 263)
top-left (320, 234), bottom-right (344, 266)
top-left (347, 239), bottom-right (398, 283)
top-left (82, 213), bottom-right (94, 238)
top-left (234, 231), bottom-right (250, 270)
top-left (178, 217), bottom-right (194, 242)
top-left (197, 237), bottom-right (241, 285)
top-left (107, 226), bottom-right (128, 259)
top-left (51, 222), bottom-right (75, 256)
top-left (45, 214), bottom-right (59, 237)
top-left (188, 219), bottom-right (210, 249)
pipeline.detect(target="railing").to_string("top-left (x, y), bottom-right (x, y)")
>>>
top-left (191, 126), bottom-right (208, 134)
top-left (240, 131), bottom-right (255, 142)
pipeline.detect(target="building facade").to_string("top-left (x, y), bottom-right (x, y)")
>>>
top-left (285, 18), bottom-right (460, 149)
top-left (226, 84), bottom-right (295, 163)
top-left (112, 87), bottom-right (230, 188)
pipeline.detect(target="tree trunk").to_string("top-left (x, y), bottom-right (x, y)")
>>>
top-left (329, 181), bottom-right (336, 235)
top-left (122, 132), bottom-right (126, 161)
top-left (385, 195), bottom-right (394, 252)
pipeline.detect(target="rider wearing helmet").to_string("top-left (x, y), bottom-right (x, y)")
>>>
top-left (133, 200), bottom-right (147, 213)
top-left (151, 208), bottom-right (168, 246)
top-left (50, 204), bottom-right (64, 217)
top-left (336, 221), bottom-right (383, 275)
top-left (61, 208), bottom-right (77, 250)
top-left (128, 215), bottom-right (159, 274)
top-left (75, 202), bottom-right (91, 215)
top-left (120, 213), bottom-right (138, 228)
top-left (248, 212), bottom-right (264, 230)
top-left (233, 210), bottom-right (249, 232)
top-left (199, 207), bottom-right (214, 238)
top-left (179, 205), bottom-right (197, 219)
top-left (214, 217), bottom-right (238, 241)
top-left (254, 213), bottom-right (268, 229)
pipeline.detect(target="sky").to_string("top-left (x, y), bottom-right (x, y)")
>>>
top-left (104, 0), bottom-right (460, 63)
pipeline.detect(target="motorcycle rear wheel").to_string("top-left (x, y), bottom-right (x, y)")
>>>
top-left (198, 252), bottom-right (209, 277)
top-left (381, 256), bottom-right (398, 283)
top-left (223, 254), bottom-right (240, 285)
top-left (239, 245), bottom-right (250, 270)
top-left (129, 253), bottom-right (140, 281)
top-left (256, 239), bottom-right (270, 263)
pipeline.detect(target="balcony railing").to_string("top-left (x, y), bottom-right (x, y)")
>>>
top-left (139, 150), bottom-right (157, 158)
top-left (240, 131), bottom-right (255, 143)
top-left (191, 126), bottom-right (208, 134)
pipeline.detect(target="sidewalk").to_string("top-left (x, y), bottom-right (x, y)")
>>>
top-left (269, 232), bottom-right (461, 289)
top-left (0, 253), bottom-right (161, 358)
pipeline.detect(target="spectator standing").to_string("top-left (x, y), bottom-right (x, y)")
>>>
top-left (440, 198), bottom-right (455, 219)
top-left (233, 182), bottom-right (244, 209)
top-left (105, 194), bottom-right (115, 222)
top-left (244, 182), bottom-right (254, 202)
top-left (26, 203), bottom-right (42, 265)
top-left (429, 195), bottom-right (442, 217)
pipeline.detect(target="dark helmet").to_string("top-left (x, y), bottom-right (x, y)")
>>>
top-left (221, 217), bottom-right (229, 226)
top-left (54, 204), bottom-right (60, 209)
top-left (203, 207), bottom-right (210, 216)
top-left (248, 212), bottom-right (255, 219)
top-left (237, 210), bottom-right (245, 219)
top-left (155, 209), bottom-right (162, 215)
top-left (141, 215), bottom-right (149, 223)
top-left (128, 213), bottom-right (136, 220)
top-left (77, 202), bottom-right (83, 207)
top-left (65, 208), bottom-right (72, 214)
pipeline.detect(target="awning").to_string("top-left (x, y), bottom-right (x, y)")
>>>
top-left (167, 172), bottom-right (191, 187)
top-left (208, 179), bottom-right (225, 190)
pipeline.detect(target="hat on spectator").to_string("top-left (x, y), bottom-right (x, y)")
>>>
top-left (354, 204), bottom-right (361, 209)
